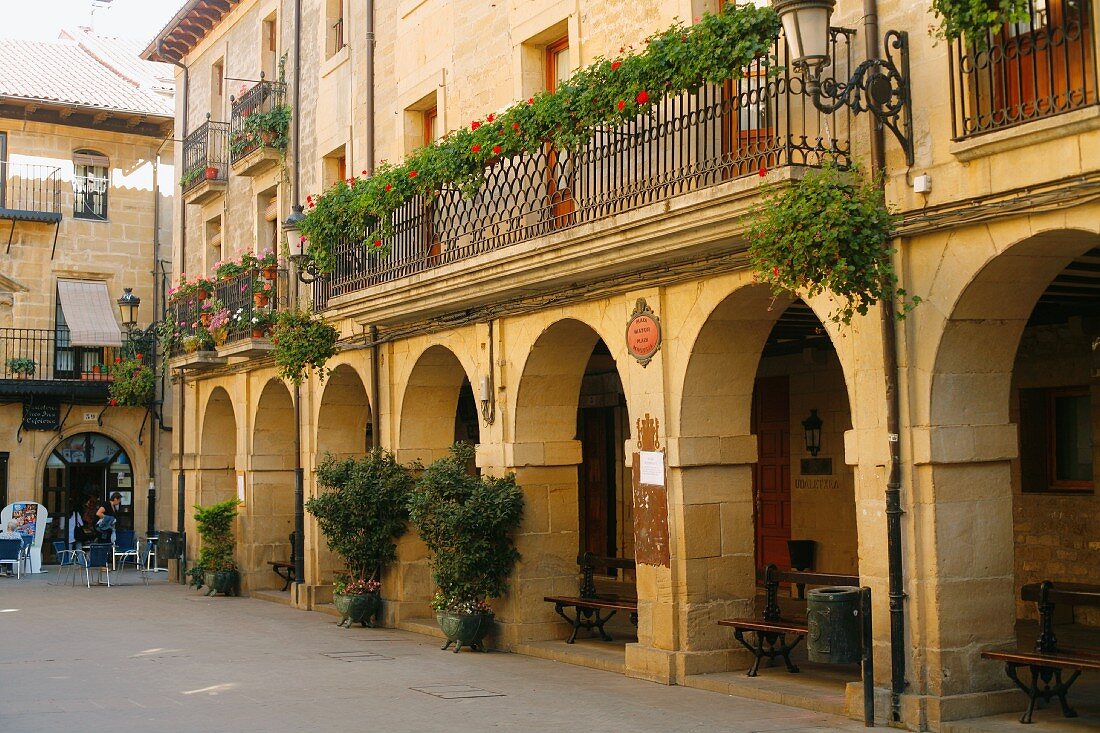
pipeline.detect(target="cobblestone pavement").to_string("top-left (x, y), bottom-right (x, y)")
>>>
top-left (0, 572), bottom-right (865, 732)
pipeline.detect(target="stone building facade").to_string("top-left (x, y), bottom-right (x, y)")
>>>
top-left (146, 0), bottom-right (1098, 729)
top-left (0, 29), bottom-right (174, 546)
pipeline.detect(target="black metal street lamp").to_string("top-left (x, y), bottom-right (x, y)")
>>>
top-left (283, 204), bottom-right (319, 284)
top-left (801, 408), bottom-right (823, 457)
top-left (117, 287), bottom-right (141, 335)
top-left (773, 0), bottom-right (913, 165)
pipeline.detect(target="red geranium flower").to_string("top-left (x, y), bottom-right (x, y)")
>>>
top-left (109, 399), bottom-right (117, 406)
top-left (306, 195), bottom-right (312, 204)
top-left (471, 120), bottom-right (481, 130)
top-left (408, 170), bottom-right (418, 178)
top-left (384, 184), bottom-right (392, 191)
top-left (512, 122), bottom-right (520, 131)
top-left (115, 357), bottom-right (122, 363)
top-left (486, 113), bottom-right (495, 122)
top-left (527, 97), bottom-right (534, 105)
top-left (361, 170), bottom-right (367, 175)
top-left (636, 90), bottom-right (649, 104)
top-left (492, 145), bottom-right (501, 155)
top-left (373, 240), bottom-right (382, 247)
top-left (611, 61), bottom-right (621, 71)
top-left (136, 354), bottom-right (143, 360)
top-left (759, 165), bottom-right (768, 177)
top-left (773, 266), bottom-right (780, 278)
top-left (471, 144), bottom-right (481, 153)
top-left (617, 100), bottom-right (625, 111)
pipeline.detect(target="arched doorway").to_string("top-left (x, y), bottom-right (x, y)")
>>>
top-left (247, 379), bottom-right (296, 592)
top-left (924, 229), bottom-right (1100, 705)
top-left (42, 432), bottom-right (135, 554)
top-left (199, 387), bottom-right (237, 507)
top-left (511, 318), bottom-right (633, 646)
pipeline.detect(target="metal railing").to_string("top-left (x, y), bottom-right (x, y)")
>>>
top-left (312, 30), bottom-right (853, 308)
top-left (331, 17), bottom-right (345, 56)
top-left (949, 0), bottom-right (1097, 139)
top-left (0, 328), bottom-right (124, 381)
top-left (229, 78), bottom-right (288, 164)
top-left (182, 120), bottom-right (230, 193)
top-left (168, 267), bottom-right (289, 355)
top-left (0, 161), bottom-right (62, 220)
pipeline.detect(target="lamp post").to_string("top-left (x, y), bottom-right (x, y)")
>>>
top-left (801, 409), bottom-right (823, 457)
top-left (117, 287), bottom-right (141, 336)
top-left (772, 0), bottom-right (913, 165)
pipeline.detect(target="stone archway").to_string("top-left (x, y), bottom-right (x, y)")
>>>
top-left (246, 379), bottom-right (296, 593)
top-left (199, 387), bottom-right (237, 508)
top-left (507, 318), bottom-right (632, 646)
top-left (392, 344), bottom-right (479, 624)
top-left (674, 283), bottom-right (864, 674)
top-left (313, 364), bottom-right (372, 585)
top-left (921, 228), bottom-right (1100, 707)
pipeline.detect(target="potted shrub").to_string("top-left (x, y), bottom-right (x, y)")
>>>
top-left (179, 167), bottom-right (204, 189)
top-left (271, 305), bottom-right (339, 385)
top-left (7, 357), bottom-right (36, 379)
top-left (408, 442), bottom-right (524, 653)
top-left (258, 248), bottom-right (279, 280)
top-left (192, 499), bottom-right (241, 597)
top-left (306, 450), bottom-right (414, 628)
top-left (108, 353), bottom-right (153, 406)
top-left (247, 309), bottom-right (277, 339)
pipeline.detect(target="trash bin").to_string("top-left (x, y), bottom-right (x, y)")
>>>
top-left (157, 531), bottom-right (183, 566)
top-left (806, 586), bottom-right (862, 664)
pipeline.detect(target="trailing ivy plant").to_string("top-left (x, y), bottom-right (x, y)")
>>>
top-left (306, 449), bottom-right (414, 585)
top-left (299, 3), bottom-right (781, 273)
top-left (108, 353), bottom-right (154, 407)
top-left (407, 443), bottom-right (524, 615)
top-left (746, 165), bottom-right (919, 326)
top-left (270, 305), bottom-right (339, 385)
top-left (931, 0), bottom-right (1031, 46)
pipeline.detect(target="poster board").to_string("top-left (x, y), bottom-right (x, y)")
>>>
top-left (1, 502), bottom-right (48, 573)
top-left (631, 414), bottom-right (670, 568)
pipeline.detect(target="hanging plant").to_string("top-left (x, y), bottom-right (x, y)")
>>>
top-left (270, 305), bottom-right (339, 385)
top-left (931, 0), bottom-right (1031, 46)
top-left (746, 165), bottom-right (920, 326)
top-left (299, 3), bottom-right (781, 273)
top-left (108, 353), bottom-right (154, 407)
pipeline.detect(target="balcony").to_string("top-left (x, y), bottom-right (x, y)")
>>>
top-left (181, 119), bottom-right (230, 205)
top-left (168, 266), bottom-right (289, 368)
top-left (0, 328), bottom-right (128, 401)
top-left (949, 0), bottom-right (1097, 140)
top-left (229, 79), bottom-right (288, 177)
top-left (312, 32), bottom-right (853, 313)
top-left (0, 161), bottom-right (62, 239)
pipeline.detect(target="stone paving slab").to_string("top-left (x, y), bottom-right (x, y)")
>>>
top-left (0, 573), bottom-right (867, 732)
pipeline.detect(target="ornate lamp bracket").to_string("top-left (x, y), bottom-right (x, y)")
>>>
top-left (809, 30), bottom-right (913, 166)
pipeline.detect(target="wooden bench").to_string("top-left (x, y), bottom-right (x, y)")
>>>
top-left (267, 532), bottom-right (297, 591)
top-left (718, 565), bottom-right (859, 677)
top-left (981, 580), bottom-right (1100, 723)
top-left (545, 553), bottom-right (638, 644)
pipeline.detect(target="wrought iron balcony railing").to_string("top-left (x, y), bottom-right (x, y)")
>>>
top-left (312, 31), bottom-right (854, 309)
top-left (949, 0), bottom-right (1097, 139)
top-left (182, 119), bottom-right (230, 193)
top-left (168, 267), bottom-right (289, 356)
top-left (0, 161), bottom-right (62, 223)
top-left (229, 78), bottom-right (288, 164)
top-left (0, 328), bottom-right (124, 382)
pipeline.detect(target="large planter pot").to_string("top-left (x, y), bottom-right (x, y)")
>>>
top-left (436, 611), bottom-right (493, 653)
top-left (206, 569), bottom-right (240, 597)
top-left (333, 592), bottom-right (380, 628)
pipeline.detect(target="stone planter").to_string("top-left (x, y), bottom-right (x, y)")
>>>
top-left (333, 592), bottom-right (380, 628)
top-left (436, 611), bottom-right (493, 653)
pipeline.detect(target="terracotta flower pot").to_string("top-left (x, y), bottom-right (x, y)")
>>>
top-left (252, 327), bottom-right (266, 339)
top-left (200, 313), bottom-right (212, 327)
top-left (262, 265), bottom-right (278, 280)
top-left (196, 287), bottom-right (209, 301)
top-left (254, 292), bottom-right (270, 307)
top-left (205, 166), bottom-right (219, 180)
top-left (260, 129), bottom-right (276, 145)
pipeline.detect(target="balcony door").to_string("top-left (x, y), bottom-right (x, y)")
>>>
top-left (54, 288), bottom-right (109, 380)
top-left (545, 36), bottom-right (576, 229)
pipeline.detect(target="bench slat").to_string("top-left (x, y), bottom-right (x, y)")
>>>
top-left (982, 649), bottom-right (1100, 671)
top-left (718, 617), bottom-right (808, 634)
top-left (1021, 582), bottom-right (1100, 607)
top-left (545, 595), bottom-right (638, 612)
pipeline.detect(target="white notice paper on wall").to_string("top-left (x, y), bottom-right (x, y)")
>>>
top-left (639, 451), bottom-right (665, 486)
top-left (237, 473), bottom-right (246, 504)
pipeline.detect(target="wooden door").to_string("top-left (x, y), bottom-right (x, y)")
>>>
top-left (545, 37), bottom-right (576, 228)
top-left (752, 376), bottom-right (791, 572)
top-left (579, 406), bottom-right (616, 564)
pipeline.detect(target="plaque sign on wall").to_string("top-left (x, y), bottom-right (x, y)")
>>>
top-left (626, 298), bottom-right (662, 367)
top-left (22, 399), bottom-right (61, 431)
top-left (631, 413), bottom-right (671, 568)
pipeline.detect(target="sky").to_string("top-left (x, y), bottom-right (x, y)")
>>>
top-left (1, 0), bottom-right (184, 46)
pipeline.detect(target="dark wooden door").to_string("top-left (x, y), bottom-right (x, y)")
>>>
top-left (579, 406), bottom-right (616, 562)
top-left (752, 376), bottom-right (791, 572)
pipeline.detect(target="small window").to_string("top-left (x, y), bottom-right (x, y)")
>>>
top-left (423, 107), bottom-right (438, 147)
top-left (73, 149), bottom-right (108, 220)
top-left (1019, 386), bottom-right (1095, 492)
top-left (210, 59), bottom-right (225, 121)
top-left (326, 0), bottom-right (346, 58)
top-left (546, 36), bottom-right (569, 93)
top-left (262, 14), bottom-right (278, 80)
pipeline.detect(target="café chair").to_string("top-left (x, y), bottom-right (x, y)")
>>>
top-left (0, 538), bottom-right (22, 579)
top-left (74, 543), bottom-right (113, 587)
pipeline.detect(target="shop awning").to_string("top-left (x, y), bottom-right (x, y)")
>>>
top-left (57, 279), bottom-right (123, 347)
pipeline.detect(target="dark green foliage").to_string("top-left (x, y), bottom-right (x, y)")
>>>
top-left (306, 449), bottom-right (413, 581)
top-left (407, 443), bottom-right (524, 613)
top-left (747, 165), bottom-right (920, 326)
top-left (193, 499), bottom-right (240, 574)
top-left (271, 305), bottom-right (339, 385)
top-left (931, 0), bottom-right (1031, 46)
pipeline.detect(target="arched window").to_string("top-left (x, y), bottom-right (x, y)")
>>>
top-left (73, 149), bottom-right (109, 220)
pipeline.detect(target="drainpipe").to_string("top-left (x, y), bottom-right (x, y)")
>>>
top-left (149, 133), bottom-right (171, 535)
top-left (161, 41), bottom-right (190, 570)
top-left (862, 0), bottom-right (906, 723)
top-left (364, 0), bottom-right (375, 174)
top-left (291, 0), bottom-right (306, 594)
top-left (369, 325), bottom-right (380, 449)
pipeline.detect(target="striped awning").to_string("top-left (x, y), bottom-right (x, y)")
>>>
top-left (57, 279), bottom-right (123, 347)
